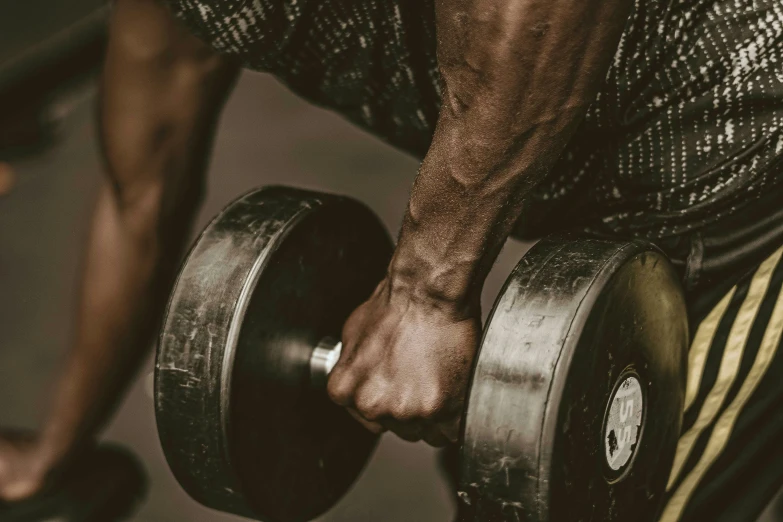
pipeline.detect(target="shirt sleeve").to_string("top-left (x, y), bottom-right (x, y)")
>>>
top-left (163, 0), bottom-right (442, 156)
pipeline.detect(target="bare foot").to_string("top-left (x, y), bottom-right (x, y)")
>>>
top-left (0, 162), bottom-right (14, 196)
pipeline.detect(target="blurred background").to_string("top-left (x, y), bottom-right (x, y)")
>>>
top-left (0, 3), bottom-right (781, 522)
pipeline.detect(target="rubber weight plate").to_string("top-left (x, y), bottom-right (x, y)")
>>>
top-left (459, 236), bottom-right (688, 522)
top-left (155, 187), bottom-right (393, 521)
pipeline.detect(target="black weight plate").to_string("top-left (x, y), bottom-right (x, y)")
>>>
top-left (459, 236), bottom-right (688, 521)
top-left (155, 187), bottom-right (393, 521)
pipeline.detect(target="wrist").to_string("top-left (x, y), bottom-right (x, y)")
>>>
top-left (386, 258), bottom-right (482, 319)
top-left (34, 433), bottom-right (76, 470)
top-left (37, 412), bottom-right (97, 471)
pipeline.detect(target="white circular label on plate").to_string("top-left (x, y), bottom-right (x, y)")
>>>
top-left (604, 375), bottom-right (643, 472)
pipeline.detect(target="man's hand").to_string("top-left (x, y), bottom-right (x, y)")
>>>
top-left (0, 435), bottom-right (52, 502)
top-left (327, 279), bottom-right (480, 446)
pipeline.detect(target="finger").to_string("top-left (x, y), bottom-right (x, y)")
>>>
top-left (382, 419), bottom-right (424, 443)
top-left (326, 336), bottom-right (372, 408)
top-left (439, 415), bottom-right (463, 444)
top-left (326, 365), bottom-right (362, 408)
top-left (346, 408), bottom-right (386, 434)
top-left (422, 428), bottom-right (451, 448)
top-left (411, 419), bottom-right (452, 447)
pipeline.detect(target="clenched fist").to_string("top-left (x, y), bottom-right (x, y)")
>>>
top-left (327, 278), bottom-right (481, 447)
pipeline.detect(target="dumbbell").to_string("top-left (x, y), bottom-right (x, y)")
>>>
top-left (155, 186), bottom-right (688, 522)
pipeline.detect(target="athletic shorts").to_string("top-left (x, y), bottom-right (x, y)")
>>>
top-left (658, 244), bottom-right (783, 521)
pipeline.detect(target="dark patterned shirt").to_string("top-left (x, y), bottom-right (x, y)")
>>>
top-left (165, 0), bottom-right (783, 289)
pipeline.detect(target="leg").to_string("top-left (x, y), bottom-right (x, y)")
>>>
top-left (0, 0), bottom-right (239, 500)
top-left (660, 245), bottom-right (783, 521)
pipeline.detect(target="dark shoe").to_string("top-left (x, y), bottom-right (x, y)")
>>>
top-left (0, 445), bottom-right (147, 522)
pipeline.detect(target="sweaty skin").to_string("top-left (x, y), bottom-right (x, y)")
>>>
top-left (0, 0), bottom-right (239, 500)
top-left (328, 0), bottom-right (634, 445)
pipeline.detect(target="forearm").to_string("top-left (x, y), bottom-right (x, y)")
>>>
top-left (38, 0), bottom-right (238, 461)
top-left (389, 0), bottom-right (632, 312)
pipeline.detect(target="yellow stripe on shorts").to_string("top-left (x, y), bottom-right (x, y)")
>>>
top-left (661, 246), bottom-right (783, 521)
top-left (666, 249), bottom-right (783, 490)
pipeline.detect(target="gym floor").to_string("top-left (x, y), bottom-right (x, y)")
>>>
top-left (0, 69), bottom-right (534, 522)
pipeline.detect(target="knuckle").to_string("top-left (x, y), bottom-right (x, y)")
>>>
top-left (326, 374), bottom-right (355, 406)
top-left (418, 395), bottom-right (446, 420)
top-left (355, 402), bottom-right (382, 423)
top-left (389, 402), bottom-right (417, 422)
top-left (355, 389), bottom-right (387, 422)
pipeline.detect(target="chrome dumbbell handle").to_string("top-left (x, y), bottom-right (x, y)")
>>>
top-left (309, 337), bottom-right (342, 388)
